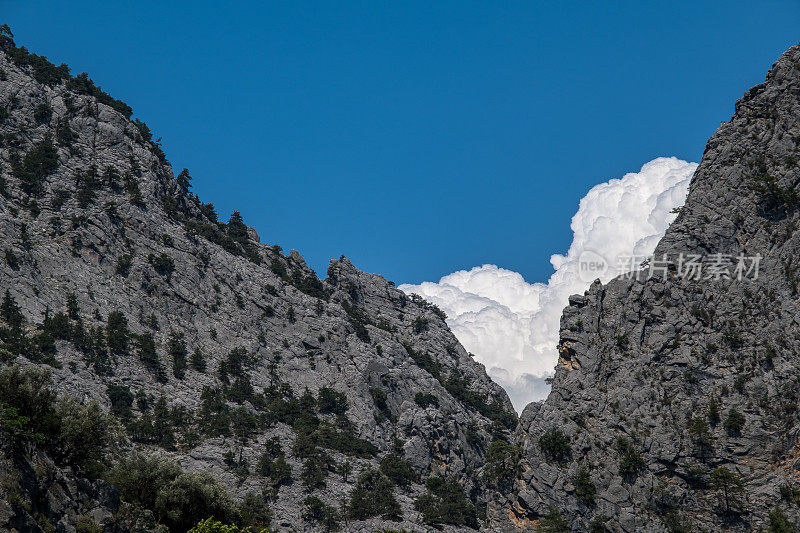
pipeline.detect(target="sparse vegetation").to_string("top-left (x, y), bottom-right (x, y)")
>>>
top-left (724, 407), bottom-right (745, 437)
top-left (347, 469), bottom-right (402, 521)
top-left (484, 439), bottom-right (520, 489)
top-left (539, 428), bottom-right (572, 464)
top-left (414, 476), bottom-right (478, 529)
top-left (10, 134), bottom-right (59, 196)
top-left (617, 436), bottom-right (645, 480)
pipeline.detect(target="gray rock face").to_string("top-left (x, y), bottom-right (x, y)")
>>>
top-left (491, 44), bottom-right (800, 531)
top-left (0, 41), bottom-right (515, 532)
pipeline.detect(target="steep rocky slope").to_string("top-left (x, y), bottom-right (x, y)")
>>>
top-left (0, 27), bottom-right (516, 532)
top-left (492, 45), bottom-right (800, 531)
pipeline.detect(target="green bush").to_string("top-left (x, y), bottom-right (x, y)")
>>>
top-left (269, 457), bottom-right (293, 487)
top-left (0, 364), bottom-right (58, 437)
top-left (42, 311), bottom-right (72, 340)
top-left (109, 455), bottom-right (240, 532)
top-left (238, 493), bottom-right (272, 531)
top-left (107, 384), bottom-right (134, 419)
top-left (380, 453), bottom-right (415, 487)
top-left (414, 392), bottom-right (439, 408)
top-left (572, 465), bottom-right (596, 507)
top-left (687, 416), bottom-right (713, 457)
top-left (413, 476), bottom-right (477, 529)
top-left (10, 134), bottom-right (59, 196)
top-left (198, 387), bottom-right (231, 437)
top-left (347, 469), bottom-right (402, 521)
top-left (106, 310), bottom-right (130, 355)
top-left (66, 72), bottom-right (133, 118)
top-left (414, 392), bottom-right (439, 409)
top-left (56, 396), bottom-right (118, 474)
top-left (168, 331), bottom-right (188, 379)
top-left (443, 372), bottom-right (516, 430)
top-left (75, 515), bottom-right (102, 533)
top-left (617, 437), bottom-right (645, 480)
top-left (707, 395), bottom-right (720, 426)
top-left (317, 387), bottom-right (348, 415)
top-left (0, 365), bottom-right (116, 472)
top-left (301, 452), bottom-right (331, 490)
top-left (723, 408), bottom-right (745, 437)
top-left (33, 103), bottom-right (52, 124)
top-left (55, 118), bottom-right (76, 147)
top-left (187, 518), bottom-right (262, 533)
top-left (539, 506), bottom-right (569, 533)
top-left (191, 347), bottom-right (207, 372)
top-left (257, 439), bottom-right (292, 487)
top-left (539, 428), bottom-right (572, 464)
top-left (302, 496), bottom-right (339, 531)
top-left (136, 332), bottom-right (166, 381)
top-left (116, 254), bottom-right (133, 277)
top-left (371, 387), bottom-right (389, 411)
top-left (484, 440), bottom-right (520, 489)
top-left (767, 506), bottom-right (796, 532)
top-left (149, 253), bottom-right (175, 279)
top-left (1, 290), bottom-right (24, 330)
top-left (75, 166), bottom-right (102, 208)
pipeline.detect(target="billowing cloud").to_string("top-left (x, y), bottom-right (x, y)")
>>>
top-left (399, 157), bottom-right (698, 412)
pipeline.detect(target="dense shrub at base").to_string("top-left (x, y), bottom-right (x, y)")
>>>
top-left (0, 364), bottom-right (117, 474)
top-left (107, 454), bottom-right (245, 532)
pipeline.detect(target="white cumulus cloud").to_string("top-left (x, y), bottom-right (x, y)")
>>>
top-left (399, 157), bottom-right (698, 412)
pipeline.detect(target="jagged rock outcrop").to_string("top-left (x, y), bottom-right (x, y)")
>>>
top-left (492, 45), bottom-right (800, 531)
top-left (0, 28), bottom-right (515, 532)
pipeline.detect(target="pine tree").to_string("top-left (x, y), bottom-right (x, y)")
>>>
top-left (0, 290), bottom-right (24, 329)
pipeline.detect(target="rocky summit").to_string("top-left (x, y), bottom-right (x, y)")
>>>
top-left (489, 44), bottom-right (800, 532)
top-left (3, 22), bottom-right (800, 533)
top-left (0, 25), bottom-right (517, 532)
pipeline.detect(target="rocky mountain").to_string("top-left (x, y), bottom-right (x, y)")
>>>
top-left (0, 26), bottom-right (517, 532)
top-left (490, 44), bottom-right (800, 531)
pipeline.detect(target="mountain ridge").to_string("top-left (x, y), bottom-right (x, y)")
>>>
top-left (489, 43), bottom-right (800, 532)
top-left (0, 24), bottom-right (517, 533)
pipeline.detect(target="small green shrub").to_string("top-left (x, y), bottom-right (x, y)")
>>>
top-left (75, 516), bottom-right (102, 533)
top-left (106, 310), bottom-right (129, 355)
top-left (347, 469), bottom-right (401, 521)
top-left (33, 102), bottom-right (52, 124)
top-left (617, 437), bottom-right (645, 480)
top-left (687, 416), bottom-right (713, 457)
top-left (148, 253), bottom-right (175, 279)
top-left (723, 408), bottom-right (745, 437)
top-left (10, 135), bottom-right (59, 196)
top-left (4, 249), bottom-right (19, 269)
top-left (539, 428), bottom-right (572, 464)
top-left (317, 387), bottom-right (348, 415)
top-left (413, 476), bottom-right (477, 529)
top-left (767, 506), bottom-right (797, 532)
top-left (168, 331), bottom-right (188, 379)
top-left (302, 496), bottom-right (339, 531)
top-left (191, 347), bottom-right (206, 372)
top-left (380, 453), bottom-right (415, 487)
top-left (116, 254), bottom-right (133, 277)
top-left (539, 506), bottom-right (569, 533)
top-left (107, 384), bottom-right (134, 419)
top-left (414, 392), bottom-right (438, 408)
top-left (484, 440), bottom-right (520, 489)
top-left (572, 465), bottom-right (596, 507)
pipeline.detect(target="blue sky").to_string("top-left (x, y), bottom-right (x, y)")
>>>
top-left (4, 1), bottom-right (799, 284)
